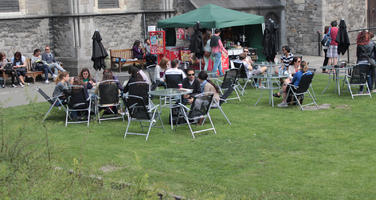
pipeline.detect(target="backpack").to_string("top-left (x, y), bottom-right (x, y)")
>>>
top-left (210, 35), bottom-right (220, 48)
top-left (321, 27), bottom-right (331, 47)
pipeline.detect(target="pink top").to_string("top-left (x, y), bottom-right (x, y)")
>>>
top-left (211, 36), bottom-right (227, 54)
top-left (330, 27), bottom-right (339, 46)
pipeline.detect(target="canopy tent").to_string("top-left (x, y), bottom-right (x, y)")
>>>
top-left (157, 4), bottom-right (266, 60)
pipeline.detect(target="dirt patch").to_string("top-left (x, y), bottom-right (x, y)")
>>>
top-left (303, 104), bottom-right (331, 111)
top-left (335, 104), bottom-right (350, 110)
top-left (100, 165), bottom-right (124, 173)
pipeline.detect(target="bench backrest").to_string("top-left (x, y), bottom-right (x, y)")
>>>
top-left (110, 49), bottom-right (133, 59)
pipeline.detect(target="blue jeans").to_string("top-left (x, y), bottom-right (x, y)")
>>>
top-left (212, 52), bottom-right (223, 76)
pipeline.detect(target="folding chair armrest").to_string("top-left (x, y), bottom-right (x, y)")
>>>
top-left (178, 103), bottom-right (190, 111)
top-left (287, 83), bottom-right (298, 89)
top-left (149, 104), bottom-right (159, 111)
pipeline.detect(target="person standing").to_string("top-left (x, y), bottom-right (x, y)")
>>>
top-left (210, 29), bottom-right (227, 76)
top-left (321, 26), bottom-right (330, 72)
top-left (356, 31), bottom-right (375, 93)
top-left (203, 31), bottom-right (212, 71)
top-left (42, 45), bottom-right (66, 75)
top-left (327, 21), bottom-right (339, 67)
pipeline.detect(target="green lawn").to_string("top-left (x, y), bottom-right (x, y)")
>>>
top-left (2, 74), bottom-right (376, 199)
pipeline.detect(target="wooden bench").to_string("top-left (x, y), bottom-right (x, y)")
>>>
top-left (110, 49), bottom-right (146, 72)
top-left (1, 58), bottom-right (44, 84)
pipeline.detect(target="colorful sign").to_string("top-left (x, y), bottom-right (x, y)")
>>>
top-left (149, 31), bottom-right (165, 55)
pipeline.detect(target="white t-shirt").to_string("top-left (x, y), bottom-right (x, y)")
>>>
top-left (163, 67), bottom-right (186, 79)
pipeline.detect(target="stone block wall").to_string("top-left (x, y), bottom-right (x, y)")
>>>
top-left (285, 0), bottom-right (323, 56)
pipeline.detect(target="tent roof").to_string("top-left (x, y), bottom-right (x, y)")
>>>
top-left (157, 4), bottom-right (264, 29)
top-left (190, 0), bottom-right (284, 10)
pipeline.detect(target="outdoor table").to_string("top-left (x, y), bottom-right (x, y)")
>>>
top-left (321, 65), bottom-right (353, 96)
top-left (149, 88), bottom-right (193, 130)
top-left (253, 74), bottom-right (288, 107)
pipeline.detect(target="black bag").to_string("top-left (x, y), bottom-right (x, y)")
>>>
top-left (34, 62), bottom-right (45, 71)
top-left (4, 63), bottom-right (13, 71)
top-left (210, 35), bottom-right (220, 48)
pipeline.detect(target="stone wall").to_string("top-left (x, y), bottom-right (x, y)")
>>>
top-left (285, 0), bottom-right (323, 56)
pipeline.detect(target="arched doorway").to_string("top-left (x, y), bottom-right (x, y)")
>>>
top-left (265, 12), bottom-right (281, 51)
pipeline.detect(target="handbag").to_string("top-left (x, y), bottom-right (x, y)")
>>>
top-left (321, 27), bottom-right (331, 47)
top-left (4, 63), bottom-right (13, 72)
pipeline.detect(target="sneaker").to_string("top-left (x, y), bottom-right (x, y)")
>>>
top-left (45, 79), bottom-right (49, 84)
top-left (26, 83), bottom-right (30, 86)
top-left (12, 84), bottom-right (17, 88)
top-left (372, 89), bottom-right (376, 93)
top-left (19, 83), bottom-right (24, 88)
top-left (277, 102), bottom-right (288, 108)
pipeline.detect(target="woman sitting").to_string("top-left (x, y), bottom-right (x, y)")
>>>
top-left (69, 77), bottom-right (89, 120)
top-left (52, 71), bottom-right (71, 105)
top-left (196, 71), bottom-right (220, 104)
top-left (132, 40), bottom-right (144, 60)
top-left (123, 66), bottom-right (149, 94)
top-left (31, 49), bottom-right (54, 84)
top-left (277, 61), bottom-right (312, 108)
top-left (153, 57), bottom-right (169, 90)
top-left (11, 52), bottom-right (28, 87)
top-left (274, 56), bottom-right (302, 98)
top-left (79, 68), bottom-right (96, 89)
top-left (0, 52), bottom-right (17, 88)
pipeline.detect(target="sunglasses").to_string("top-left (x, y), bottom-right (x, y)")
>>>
top-left (187, 74), bottom-right (195, 76)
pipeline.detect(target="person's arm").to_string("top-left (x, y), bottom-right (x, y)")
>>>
top-left (218, 39), bottom-right (227, 54)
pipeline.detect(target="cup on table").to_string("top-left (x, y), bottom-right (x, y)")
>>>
top-left (178, 83), bottom-right (183, 89)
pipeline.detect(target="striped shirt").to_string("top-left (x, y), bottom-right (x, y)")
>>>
top-left (280, 53), bottom-right (294, 68)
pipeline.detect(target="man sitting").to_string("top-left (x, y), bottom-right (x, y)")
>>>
top-left (234, 53), bottom-right (267, 78)
top-left (42, 45), bottom-right (66, 76)
top-left (163, 59), bottom-right (186, 87)
top-left (182, 68), bottom-right (201, 104)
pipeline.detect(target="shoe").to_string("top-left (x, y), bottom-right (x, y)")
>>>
top-left (277, 102), bottom-right (288, 108)
top-left (19, 83), bottom-right (24, 88)
top-left (45, 80), bottom-right (49, 84)
top-left (12, 84), bottom-right (17, 88)
top-left (273, 93), bottom-right (281, 98)
top-left (27, 83), bottom-right (30, 86)
top-left (372, 89), bottom-right (376, 93)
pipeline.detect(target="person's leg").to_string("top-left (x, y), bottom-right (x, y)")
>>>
top-left (49, 64), bottom-right (58, 75)
top-left (212, 52), bottom-right (220, 74)
top-left (323, 49), bottom-right (328, 72)
top-left (203, 56), bottom-right (209, 71)
top-left (367, 65), bottom-right (373, 91)
top-left (217, 52), bottom-right (223, 76)
top-left (359, 65), bottom-right (369, 92)
top-left (42, 66), bottom-right (49, 81)
top-left (54, 63), bottom-right (65, 72)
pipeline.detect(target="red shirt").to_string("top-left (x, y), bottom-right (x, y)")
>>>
top-left (330, 27), bottom-right (338, 46)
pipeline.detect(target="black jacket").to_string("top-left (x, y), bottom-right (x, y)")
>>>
top-left (356, 42), bottom-right (375, 63)
top-left (189, 23), bottom-right (204, 58)
top-left (182, 78), bottom-right (200, 95)
top-left (336, 20), bottom-right (350, 55)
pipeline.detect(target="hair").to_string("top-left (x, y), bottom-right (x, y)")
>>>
top-left (357, 31), bottom-right (371, 46)
top-left (331, 20), bottom-right (337, 27)
top-left (144, 38), bottom-right (149, 43)
top-left (79, 68), bottom-right (92, 80)
top-left (133, 40), bottom-right (141, 48)
top-left (0, 52), bottom-right (5, 61)
top-left (33, 49), bottom-right (41, 55)
top-left (239, 53), bottom-right (247, 60)
top-left (198, 71), bottom-right (220, 93)
top-left (324, 26), bottom-right (330, 34)
top-left (14, 52), bottom-right (22, 60)
top-left (291, 56), bottom-right (302, 66)
top-left (215, 29), bottom-right (221, 34)
top-left (300, 61), bottom-right (309, 73)
top-left (102, 71), bottom-right (114, 81)
top-left (186, 68), bottom-right (195, 74)
top-left (72, 76), bottom-right (83, 85)
top-left (282, 46), bottom-right (290, 53)
top-left (128, 66), bottom-right (140, 77)
top-left (55, 71), bottom-right (69, 84)
top-left (170, 59), bottom-right (179, 68)
top-left (158, 57), bottom-right (169, 69)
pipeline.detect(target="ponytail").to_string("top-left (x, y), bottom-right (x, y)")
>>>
top-left (300, 61), bottom-right (309, 73)
top-left (55, 71), bottom-right (69, 84)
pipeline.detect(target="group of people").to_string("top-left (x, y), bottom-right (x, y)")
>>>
top-left (0, 46), bottom-right (66, 88)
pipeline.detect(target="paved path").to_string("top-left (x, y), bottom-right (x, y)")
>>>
top-left (0, 55), bottom-right (327, 108)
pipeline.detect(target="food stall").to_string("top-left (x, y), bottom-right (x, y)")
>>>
top-left (156, 3), bottom-right (265, 73)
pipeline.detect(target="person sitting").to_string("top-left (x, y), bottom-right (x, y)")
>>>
top-left (69, 77), bottom-right (89, 120)
top-left (123, 66), bottom-right (149, 94)
top-left (42, 45), bottom-right (66, 75)
top-left (102, 69), bottom-right (122, 90)
top-left (79, 68), bottom-right (96, 89)
top-left (11, 51), bottom-right (28, 87)
top-left (277, 61), bottom-right (312, 108)
top-left (164, 59), bottom-right (186, 80)
top-left (197, 71), bottom-right (220, 103)
top-left (0, 52), bottom-right (16, 88)
top-left (274, 56), bottom-right (302, 98)
top-left (235, 53), bottom-right (267, 77)
top-left (52, 71), bottom-right (71, 105)
top-left (280, 45), bottom-right (294, 74)
top-left (31, 49), bottom-right (54, 84)
top-left (182, 68), bottom-right (201, 104)
top-left (144, 38), bottom-right (157, 65)
top-left (152, 57), bottom-right (169, 90)
top-left (132, 40), bottom-right (144, 60)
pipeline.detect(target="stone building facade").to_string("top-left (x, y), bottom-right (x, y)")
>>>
top-left (0, 0), bottom-right (174, 75)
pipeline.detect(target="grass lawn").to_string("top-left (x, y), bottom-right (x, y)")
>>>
top-left (2, 74), bottom-right (376, 199)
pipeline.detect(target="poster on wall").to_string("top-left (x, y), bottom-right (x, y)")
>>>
top-left (149, 31), bottom-right (165, 55)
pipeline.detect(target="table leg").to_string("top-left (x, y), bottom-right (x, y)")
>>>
top-left (322, 70), bottom-right (332, 94)
top-left (169, 97), bottom-right (173, 130)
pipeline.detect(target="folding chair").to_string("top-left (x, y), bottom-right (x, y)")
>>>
top-left (96, 80), bottom-right (124, 123)
top-left (65, 85), bottom-right (92, 127)
top-left (123, 94), bottom-right (163, 141)
top-left (37, 87), bottom-right (67, 122)
top-left (218, 69), bottom-right (241, 101)
top-left (344, 65), bottom-right (372, 99)
top-left (165, 74), bottom-right (183, 88)
top-left (178, 92), bottom-right (216, 139)
top-left (307, 68), bottom-right (317, 101)
top-left (233, 61), bottom-right (255, 95)
top-left (207, 87), bottom-right (233, 125)
top-left (286, 73), bottom-right (318, 110)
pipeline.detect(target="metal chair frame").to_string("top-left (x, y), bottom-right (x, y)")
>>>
top-left (344, 65), bottom-right (372, 99)
top-left (96, 80), bottom-right (125, 123)
top-left (65, 85), bottom-right (92, 127)
top-left (286, 73), bottom-right (318, 110)
top-left (37, 87), bottom-right (68, 122)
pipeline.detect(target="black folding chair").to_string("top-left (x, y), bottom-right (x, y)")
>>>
top-left (123, 94), bottom-right (163, 141)
top-left (37, 87), bottom-right (67, 122)
top-left (233, 61), bottom-right (255, 95)
top-left (218, 69), bottom-right (241, 101)
top-left (65, 85), bottom-right (92, 126)
top-left (165, 74), bottom-right (183, 88)
top-left (286, 73), bottom-right (318, 110)
top-left (178, 93), bottom-right (216, 138)
top-left (345, 65), bottom-right (372, 99)
top-left (96, 80), bottom-right (124, 123)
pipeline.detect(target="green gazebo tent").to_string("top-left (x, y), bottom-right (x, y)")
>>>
top-left (157, 4), bottom-right (265, 60)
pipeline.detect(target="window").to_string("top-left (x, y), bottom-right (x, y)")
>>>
top-left (0, 0), bottom-right (19, 12)
top-left (98, 0), bottom-right (119, 9)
